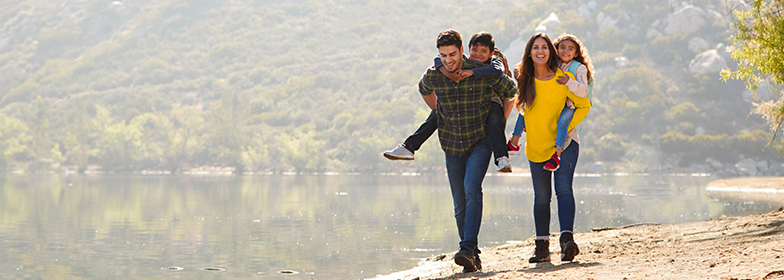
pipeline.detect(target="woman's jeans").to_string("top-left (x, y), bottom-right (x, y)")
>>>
top-left (528, 142), bottom-right (579, 237)
top-left (445, 137), bottom-right (492, 254)
top-left (512, 105), bottom-right (575, 149)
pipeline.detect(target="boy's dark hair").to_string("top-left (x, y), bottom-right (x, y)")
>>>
top-left (436, 29), bottom-right (463, 49)
top-left (469, 32), bottom-right (495, 51)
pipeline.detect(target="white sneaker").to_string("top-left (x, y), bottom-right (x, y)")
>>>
top-left (383, 144), bottom-right (415, 160)
top-left (496, 156), bottom-right (512, 173)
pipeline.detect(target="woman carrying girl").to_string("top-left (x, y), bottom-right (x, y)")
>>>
top-left (513, 33), bottom-right (591, 263)
top-left (508, 33), bottom-right (594, 172)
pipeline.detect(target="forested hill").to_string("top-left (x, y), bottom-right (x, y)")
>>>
top-left (0, 0), bottom-right (776, 174)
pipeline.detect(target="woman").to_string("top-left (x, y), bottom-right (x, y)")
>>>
top-left (514, 33), bottom-right (591, 263)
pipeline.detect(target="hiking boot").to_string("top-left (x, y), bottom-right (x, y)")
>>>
top-left (473, 254), bottom-right (482, 272)
top-left (497, 156), bottom-right (512, 173)
top-left (507, 140), bottom-right (521, 156)
top-left (543, 152), bottom-right (560, 171)
top-left (454, 247), bottom-right (477, 273)
top-left (528, 239), bottom-right (551, 263)
top-left (560, 232), bottom-right (580, 262)
top-left (383, 144), bottom-right (415, 161)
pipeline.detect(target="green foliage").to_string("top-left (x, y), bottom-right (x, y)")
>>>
top-left (722, 0), bottom-right (784, 154)
top-left (649, 33), bottom-right (690, 65)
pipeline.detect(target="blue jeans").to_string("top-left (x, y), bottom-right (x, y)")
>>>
top-left (528, 142), bottom-right (579, 237)
top-left (512, 105), bottom-right (574, 149)
top-left (445, 137), bottom-right (492, 255)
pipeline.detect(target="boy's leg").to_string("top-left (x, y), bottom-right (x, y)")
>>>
top-left (508, 114), bottom-right (525, 155)
top-left (555, 106), bottom-right (575, 149)
top-left (487, 103), bottom-right (508, 165)
top-left (403, 109), bottom-right (437, 152)
top-left (512, 113), bottom-right (525, 138)
top-left (384, 110), bottom-right (437, 160)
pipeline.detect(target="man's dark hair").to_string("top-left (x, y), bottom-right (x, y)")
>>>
top-left (469, 32), bottom-right (495, 51)
top-left (436, 29), bottom-right (463, 49)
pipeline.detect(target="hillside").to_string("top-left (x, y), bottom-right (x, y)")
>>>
top-left (0, 0), bottom-right (777, 174)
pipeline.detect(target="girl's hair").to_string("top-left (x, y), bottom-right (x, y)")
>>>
top-left (553, 33), bottom-right (595, 85)
top-left (514, 33), bottom-right (559, 110)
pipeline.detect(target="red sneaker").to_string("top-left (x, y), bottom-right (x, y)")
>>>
top-left (543, 152), bottom-right (560, 171)
top-left (507, 140), bottom-right (521, 156)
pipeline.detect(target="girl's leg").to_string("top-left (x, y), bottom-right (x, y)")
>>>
top-left (555, 106), bottom-right (575, 151)
top-left (510, 114), bottom-right (525, 146)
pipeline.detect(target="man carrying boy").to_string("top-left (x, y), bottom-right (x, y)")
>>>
top-left (417, 29), bottom-right (517, 272)
top-left (384, 32), bottom-right (515, 172)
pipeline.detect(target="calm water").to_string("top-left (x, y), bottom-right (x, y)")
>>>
top-left (0, 174), bottom-right (779, 279)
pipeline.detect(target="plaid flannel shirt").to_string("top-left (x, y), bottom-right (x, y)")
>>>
top-left (418, 54), bottom-right (518, 158)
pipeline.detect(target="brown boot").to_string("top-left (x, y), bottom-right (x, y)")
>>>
top-left (528, 239), bottom-right (551, 263)
top-left (560, 232), bottom-right (580, 262)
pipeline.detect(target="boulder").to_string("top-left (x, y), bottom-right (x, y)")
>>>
top-left (664, 5), bottom-right (707, 35)
top-left (578, 4), bottom-right (592, 18)
top-left (688, 37), bottom-right (710, 54)
top-left (742, 86), bottom-right (775, 102)
top-left (597, 12), bottom-right (617, 31)
top-left (706, 158), bottom-right (724, 170)
top-left (615, 56), bottom-right (629, 68)
top-left (503, 37), bottom-right (527, 69)
top-left (735, 158), bottom-right (757, 176)
top-left (688, 49), bottom-right (728, 74)
top-left (536, 12), bottom-right (561, 37)
top-left (646, 27), bottom-right (663, 39)
top-left (756, 160), bottom-right (769, 172)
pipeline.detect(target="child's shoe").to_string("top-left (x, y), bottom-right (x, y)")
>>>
top-left (507, 140), bottom-right (521, 156)
top-left (543, 152), bottom-right (560, 171)
top-left (497, 156), bottom-right (512, 173)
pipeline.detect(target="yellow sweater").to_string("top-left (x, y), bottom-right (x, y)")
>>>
top-left (524, 69), bottom-right (591, 163)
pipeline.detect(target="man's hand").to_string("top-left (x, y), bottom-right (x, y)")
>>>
top-left (556, 75), bottom-right (570, 85)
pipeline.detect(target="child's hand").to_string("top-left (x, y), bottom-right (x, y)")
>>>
top-left (456, 69), bottom-right (474, 79)
top-left (556, 75), bottom-right (570, 85)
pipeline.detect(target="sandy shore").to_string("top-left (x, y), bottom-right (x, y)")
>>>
top-left (373, 177), bottom-right (784, 280)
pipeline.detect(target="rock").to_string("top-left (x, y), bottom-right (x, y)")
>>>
top-left (647, 27), bottom-right (663, 39)
top-left (706, 158), bottom-right (724, 170)
top-left (689, 50), bottom-right (728, 74)
top-left (587, 0), bottom-right (598, 10)
top-left (735, 159), bottom-right (758, 176)
top-left (597, 12), bottom-right (617, 31)
top-left (776, 164), bottom-right (784, 175)
top-left (536, 12), bottom-right (561, 37)
top-left (615, 57), bottom-right (629, 68)
top-left (651, 19), bottom-right (662, 28)
top-left (578, 4), bottom-right (592, 18)
top-left (756, 160), bottom-right (769, 172)
top-left (503, 37), bottom-right (527, 69)
top-left (695, 126), bottom-right (706, 135)
top-left (688, 37), bottom-right (710, 54)
top-left (665, 5), bottom-right (707, 35)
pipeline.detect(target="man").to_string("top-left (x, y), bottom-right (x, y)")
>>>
top-left (417, 29), bottom-right (517, 273)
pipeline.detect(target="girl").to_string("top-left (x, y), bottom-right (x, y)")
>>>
top-left (507, 33), bottom-right (594, 172)
top-left (513, 33), bottom-right (591, 263)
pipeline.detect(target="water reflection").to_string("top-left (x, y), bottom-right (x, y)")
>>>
top-left (0, 174), bottom-right (779, 279)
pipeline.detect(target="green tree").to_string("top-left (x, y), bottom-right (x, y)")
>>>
top-left (0, 114), bottom-right (30, 171)
top-left (62, 97), bottom-right (95, 173)
top-left (207, 90), bottom-right (251, 174)
top-left (722, 0), bottom-right (784, 151)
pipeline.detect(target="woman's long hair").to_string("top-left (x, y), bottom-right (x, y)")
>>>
top-left (514, 33), bottom-right (559, 111)
top-left (553, 33), bottom-right (595, 85)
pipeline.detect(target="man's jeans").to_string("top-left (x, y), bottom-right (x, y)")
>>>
top-left (528, 142), bottom-right (579, 237)
top-left (445, 137), bottom-right (492, 254)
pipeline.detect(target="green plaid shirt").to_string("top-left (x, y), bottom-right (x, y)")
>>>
top-left (418, 54), bottom-right (518, 158)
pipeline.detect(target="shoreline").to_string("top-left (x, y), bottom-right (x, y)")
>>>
top-left (372, 177), bottom-right (784, 280)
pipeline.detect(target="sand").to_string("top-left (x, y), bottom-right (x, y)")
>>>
top-left (375, 177), bottom-right (784, 280)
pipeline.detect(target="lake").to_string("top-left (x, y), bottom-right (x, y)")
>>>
top-left (0, 173), bottom-right (779, 279)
